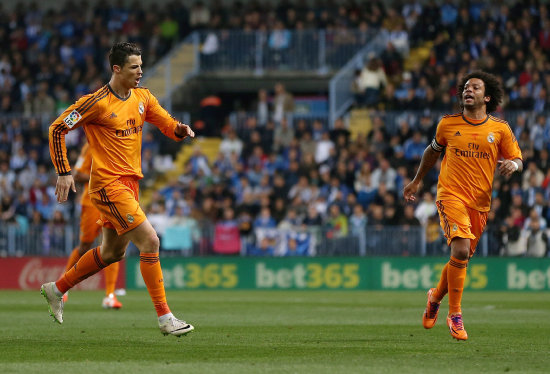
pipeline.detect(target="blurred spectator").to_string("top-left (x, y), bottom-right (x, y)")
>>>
top-left (371, 158), bottom-right (397, 191)
top-left (399, 204), bottom-right (421, 227)
top-left (299, 131), bottom-right (316, 157)
top-left (388, 19), bottom-right (409, 57)
top-left (303, 204), bottom-right (323, 226)
top-left (283, 229), bottom-right (313, 256)
top-left (325, 204), bottom-right (348, 238)
top-left (254, 206), bottom-right (277, 229)
top-left (277, 207), bottom-right (301, 231)
top-left (523, 208), bottom-right (547, 231)
top-left (213, 207), bottom-right (241, 255)
top-left (273, 116), bottom-right (295, 153)
top-left (159, 15), bottom-right (179, 53)
top-left (272, 82), bottom-right (294, 124)
top-left (219, 128), bottom-right (243, 159)
top-left (524, 216), bottom-right (549, 257)
top-left (255, 89), bottom-right (270, 127)
top-left (148, 203), bottom-right (171, 244)
top-left (414, 191), bottom-right (437, 226)
top-left (356, 56), bottom-right (387, 107)
top-left (248, 233), bottom-right (276, 256)
top-left (271, 196), bottom-right (287, 224)
top-left (268, 21), bottom-right (292, 67)
top-left (403, 131), bottom-right (426, 164)
top-left (314, 131), bottom-right (334, 165)
top-left (0, 195), bottom-right (15, 222)
top-left (425, 214), bottom-right (445, 255)
top-left (330, 117), bottom-right (351, 146)
top-left (349, 203), bottom-right (367, 256)
top-left (190, 1), bottom-right (211, 29)
top-left (187, 145), bottom-right (211, 177)
top-left (201, 31), bottom-right (219, 70)
top-left (32, 82), bottom-right (55, 116)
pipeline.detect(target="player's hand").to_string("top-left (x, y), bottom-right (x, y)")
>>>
top-left (175, 123), bottom-right (195, 138)
top-left (403, 180), bottom-right (421, 202)
top-left (55, 175), bottom-right (76, 203)
top-left (497, 160), bottom-right (518, 177)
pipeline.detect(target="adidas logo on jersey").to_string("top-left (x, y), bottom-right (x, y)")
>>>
top-left (454, 131), bottom-right (461, 136)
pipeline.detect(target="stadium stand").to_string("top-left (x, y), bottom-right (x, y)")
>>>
top-left (0, 0), bottom-right (549, 258)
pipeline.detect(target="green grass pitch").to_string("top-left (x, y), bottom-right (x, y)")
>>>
top-left (0, 290), bottom-right (549, 374)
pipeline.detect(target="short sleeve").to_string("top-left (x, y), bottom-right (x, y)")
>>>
top-left (431, 119), bottom-right (446, 152)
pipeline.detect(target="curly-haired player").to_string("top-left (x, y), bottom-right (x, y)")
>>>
top-left (404, 71), bottom-right (523, 340)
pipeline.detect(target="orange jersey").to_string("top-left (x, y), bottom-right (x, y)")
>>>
top-left (49, 84), bottom-right (185, 192)
top-left (74, 142), bottom-right (93, 206)
top-left (431, 113), bottom-right (522, 212)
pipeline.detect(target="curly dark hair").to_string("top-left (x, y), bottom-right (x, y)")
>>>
top-left (456, 71), bottom-right (504, 113)
top-left (108, 42), bottom-right (142, 71)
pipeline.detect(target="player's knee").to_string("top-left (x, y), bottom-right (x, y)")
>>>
top-left (101, 250), bottom-right (125, 264)
top-left (140, 232), bottom-right (160, 252)
top-left (112, 251), bottom-right (125, 262)
top-left (451, 246), bottom-right (469, 260)
top-left (78, 242), bottom-right (93, 256)
top-left (450, 238), bottom-right (470, 260)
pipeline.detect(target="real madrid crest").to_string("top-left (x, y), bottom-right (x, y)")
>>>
top-left (487, 132), bottom-right (495, 143)
top-left (138, 101), bottom-right (144, 115)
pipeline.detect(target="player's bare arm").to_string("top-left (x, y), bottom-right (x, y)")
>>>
top-left (55, 174), bottom-right (76, 203)
top-left (175, 122), bottom-right (195, 138)
top-left (497, 158), bottom-right (523, 177)
top-left (403, 145), bottom-right (441, 202)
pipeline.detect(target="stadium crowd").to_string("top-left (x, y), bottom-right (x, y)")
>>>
top-left (1, 0), bottom-right (550, 257)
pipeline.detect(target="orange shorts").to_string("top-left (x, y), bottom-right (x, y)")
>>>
top-left (90, 177), bottom-right (146, 235)
top-left (436, 200), bottom-right (488, 257)
top-left (79, 203), bottom-right (102, 243)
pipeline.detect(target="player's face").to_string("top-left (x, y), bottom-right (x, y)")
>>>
top-left (118, 54), bottom-right (143, 89)
top-left (462, 78), bottom-right (489, 109)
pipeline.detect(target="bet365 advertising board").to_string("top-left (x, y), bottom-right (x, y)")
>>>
top-left (125, 257), bottom-right (550, 291)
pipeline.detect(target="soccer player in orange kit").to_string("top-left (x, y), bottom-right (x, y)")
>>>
top-left (41, 42), bottom-right (195, 337)
top-left (403, 71), bottom-right (523, 340)
top-left (62, 142), bottom-right (122, 309)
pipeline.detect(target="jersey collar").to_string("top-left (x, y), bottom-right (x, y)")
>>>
top-left (461, 113), bottom-right (489, 126)
top-left (107, 84), bottom-right (131, 101)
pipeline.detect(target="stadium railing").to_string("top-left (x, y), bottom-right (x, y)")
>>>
top-left (195, 29), bottom-right (380, 75)
top-left (1, 220), bottom-right (504, 258)
top-left (228, 111), bottom-right (331, 132)
top-left (0, 222), bottom-right (80, 257)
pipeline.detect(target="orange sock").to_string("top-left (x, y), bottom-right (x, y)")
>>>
top-left (56, 247), bottom-right (106, 294)
top-left (432, 262), bottom-right (449, 302)
top-left (104, 261), bottom-right (119, 296)
top-left (65, 248), bottom-right (82, 272)
top-left (448, 256), bottom-right (468, 315)
top-left (140, 253), bottom-right (171, 317)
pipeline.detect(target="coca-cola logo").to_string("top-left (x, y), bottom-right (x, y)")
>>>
top-left (18, 258), bottom-right (101, 290)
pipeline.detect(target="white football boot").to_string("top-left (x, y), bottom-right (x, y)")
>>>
top-left (159, 315), bottom-right (194, 337)
top-left (40, 282), bottom-right (64, 324)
